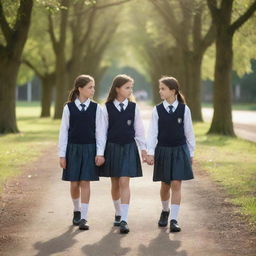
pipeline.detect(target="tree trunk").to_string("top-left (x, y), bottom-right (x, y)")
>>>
top-left (0, 61), bottom-right (19, 133)
top-left (185, 52), bottom-right (203, 121)
top-left (0, 0), bottom-right (33, 133)
top-left (208, 28), bottom-right (235, 135)
top-left (172, 49), bottom-right (203, 122)
top-left (53, 51), bottom-right (68, 119)
top-left (40, 74), bottom-right (55, 117)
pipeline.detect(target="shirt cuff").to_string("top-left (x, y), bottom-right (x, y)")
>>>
top-left (59, 152), bottom-right (66, 158)
top-left (96, 149), bottom-right (105, 156)
top-left (147, 149), bottom-right (155, 156)
top-left (138, 145), bottom-right (147, 151)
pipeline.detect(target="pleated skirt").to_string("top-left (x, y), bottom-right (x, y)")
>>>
top-left (153, 144), bottom-right (194, 183)
top-left (99, 141), bottom-right (143, 177)
top-left (62, 143), bottom-right (99, 181)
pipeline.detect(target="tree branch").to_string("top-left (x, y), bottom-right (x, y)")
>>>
top-left (207, 0), bottom-right (219, 20)
top-left (22, 59), bottom-right (43, 79)
top-left (150, 0), bottom-right (180, 43)
top-left (193, 3), bottom-right (203, 51)
top-left (48, 13), bottom-right (58, 54)
top-left (41, 54), bottom-right (50, 74)
top-left (95, 0), bottom-right (131, 10)
top-left (0, 1), bottom-right (12, 43)
top-left (229, 0), bottom-right (256, 34)
top-left (80, 6), bottom-right (97, 46)
top-left (199, 23), bottom-right (216, 53)
top-left (59, 0), bottom-right (69, 46)
top-left (13, 0), bottom-right (33, 44)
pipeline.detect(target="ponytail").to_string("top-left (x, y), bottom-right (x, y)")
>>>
top-left (177, 91), bottom-right (186, 104)
top-left (67, 87), bottom-right (79, 103)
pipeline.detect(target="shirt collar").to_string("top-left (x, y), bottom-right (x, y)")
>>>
top-left (163, 99), bottom-right (179, 110)
top-left (75, 98), bottom-right (91, 107)
top-left (113, 98), bottom-right (129, 107)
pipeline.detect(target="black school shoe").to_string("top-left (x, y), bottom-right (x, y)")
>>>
top-left (158, 210), bottom-right (170, 227)
top-left (170, 219), bottom-right (181, 232)
top-left (120, 221), bottom-right (130, 234)
top-left (73, 211), bottom-right (81, 226)
top-left (113, 215), bottom-right (121, 227)
top-left (79, 219), bottom-right (89, 230)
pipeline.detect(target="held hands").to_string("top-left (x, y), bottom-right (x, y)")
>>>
top-left (146, 155), bottom-right (154, 165)
top-left (59, 157), bottom-right (66, 169)
top-left (141, 150), bottom-right (147, 163)
top-left (95, 155), bottom-right (105, 166)
top-left (141, 150), bottom-right (154, 165)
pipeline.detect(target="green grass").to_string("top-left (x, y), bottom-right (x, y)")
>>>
top-left (0, 102), bottom-right (59, 192)
top-left (194, 122), bottom-right (256, 224)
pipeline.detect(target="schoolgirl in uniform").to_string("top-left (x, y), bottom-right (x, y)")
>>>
top-left (99, 74), bottom-right (147, 234)
top-left (58, 75), bottom-right (105, 231)
top-left (147, 76), bottom-right (195, 232)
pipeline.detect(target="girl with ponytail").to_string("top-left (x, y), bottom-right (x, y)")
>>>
top-left (58, 74), bottom-right (105, 231)
top-left (146, 76), bottom-right (195, 233)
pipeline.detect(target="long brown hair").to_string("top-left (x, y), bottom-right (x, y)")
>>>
top-left (159, 76), bottom-right (186, 104)
top-left (106, 74), bottom-right (134, 103)
top-left (67, 74), bottom-right (94, 103)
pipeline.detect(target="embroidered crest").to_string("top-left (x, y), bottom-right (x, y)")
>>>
top-left (127, 120), bottom-right (132, 126)
top-left (177, 118), bottom-right (182, 124)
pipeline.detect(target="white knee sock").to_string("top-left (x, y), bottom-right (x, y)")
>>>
top-left (120, 204), bottom-right (129, 222)
top-left (81, 203), bottom-right (89, 220)
top-left (113, 199), bottom-right (121, 216)
top-left (161, 200), bottom-right (170, 212)
top-left (72, 198), bottom-right (80, 212)
top-left (171, 204), bottom-right (180, 220)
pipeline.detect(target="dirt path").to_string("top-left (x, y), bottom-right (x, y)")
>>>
top-left (0, 108), bottom-right (255, 256)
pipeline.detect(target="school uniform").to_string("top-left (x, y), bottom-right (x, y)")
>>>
top-left (147, 99), bottom-right (195, 183)
top-left (99, 99), bottom-right (146, 178)
top-left (58, 98), bottom-right (104, 181)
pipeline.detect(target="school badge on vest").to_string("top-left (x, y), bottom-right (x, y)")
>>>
top-left (177, 118), bottom-right (182, 124)
top-left (127, 120), bottom-right (132, 126)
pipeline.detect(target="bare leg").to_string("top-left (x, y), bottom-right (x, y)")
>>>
top-left (119, 177), bottom-right (130, 204)
top-left (160, 181), bottom-right (171, 201)
top-left (70, 181), bottom-right (80, 199)
top-left (170, 180), bottom-right (182, 205)
top-left (111, 177), bottom-right (120, 201)
top-left (80, 181), bottom-right (90, 204)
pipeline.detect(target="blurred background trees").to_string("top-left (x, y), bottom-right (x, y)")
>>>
top-left (0, 0), bottom-right (256, 135)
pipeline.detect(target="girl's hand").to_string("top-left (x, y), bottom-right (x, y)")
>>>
top-left (147, 155), bottom-right (154, 165)
top-left (95, 156), bottom-right (105, 166)
top-left (60, 157), bottom-right (66, 169)
top-left (191, 157), bottom-right (193, 165)
top-left (141, 150), bottom-right (147, 163)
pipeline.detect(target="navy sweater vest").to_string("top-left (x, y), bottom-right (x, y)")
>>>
top-left (67, 101), bottom-right (97, 144)
top-left (106, 101), bottom-right (136, 144)
top-left (156, 102), bottom-right (186, 147)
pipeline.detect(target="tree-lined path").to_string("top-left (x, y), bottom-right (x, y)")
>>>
top-left (0, 106), bottom-right (255, 256)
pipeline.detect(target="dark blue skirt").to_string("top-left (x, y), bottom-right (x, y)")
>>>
top-left (153, 144), bottom-right (194, 183)
top-left (62, 143), bottom-right (99, 181)
top-left (99, 141), bottom-right (143, 178)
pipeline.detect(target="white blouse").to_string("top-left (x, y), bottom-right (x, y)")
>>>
top-left (58, 98), bottom-right (105, 157)
top-left (147, 99), bottom-right (195, 157)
